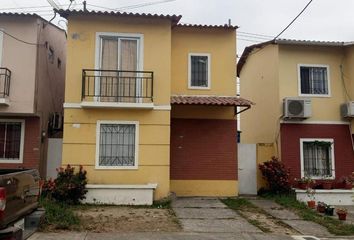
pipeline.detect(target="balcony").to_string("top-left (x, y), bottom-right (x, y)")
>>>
top-left (0, 68), bottom-right (11, 106)
top-left (81, 69), bottom-right (154, 109)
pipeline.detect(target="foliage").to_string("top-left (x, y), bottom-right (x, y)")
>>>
top-left (258, 156), bottom-right (291, 194)
top-left (339, 175), bottom-right (354, 184)
top-left (294, 176), bottom-right (316, 185)
top-left (39, 198), bottom-right (80, 230)
top-left (42, 164), bottom-right (88, 205)
top-left (262, 193), bottom-right (354, 235)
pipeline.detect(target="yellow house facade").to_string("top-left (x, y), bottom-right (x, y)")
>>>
top-left (58, 9), bottom-right (252, 204)
top-left (238, 39), bottom-right (354, 190)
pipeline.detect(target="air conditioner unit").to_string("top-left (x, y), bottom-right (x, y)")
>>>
top-left (50, 112), bottom-right (63, 130)
top-left (283, 97), bottom-right (312, 119)
top-left (341, 101), bottom-right (354, 118)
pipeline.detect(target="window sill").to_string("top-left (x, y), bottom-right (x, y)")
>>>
top-left (188, 86), bottom-right (211, 90)
top-left (0, 98), bottom-right (10, 106)
top-left (0, 159), bottom-right (23, 164)
top-left (95, 165), bottom-right (138, 170)
top-left (81, 101), bottom-right (154, 109)
top-left (299, 94), bottom-right (331, 98)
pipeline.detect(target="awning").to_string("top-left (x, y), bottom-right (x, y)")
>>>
top-left (171, 95), bottom-right (254, 115)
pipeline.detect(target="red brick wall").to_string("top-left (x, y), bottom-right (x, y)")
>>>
top-left (170, 118), bottom-right (237, 180)
top-left (0, 117), bottom-right (41, 170)
top-left (281, 123), bottom-right (354, 182)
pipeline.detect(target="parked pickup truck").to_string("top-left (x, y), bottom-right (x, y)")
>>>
top-left (0, 169), bottom-right (40, 239)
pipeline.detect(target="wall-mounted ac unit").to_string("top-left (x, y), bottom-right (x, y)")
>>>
top-left (283, 97), bottom-right (312, 119)
top-left (341, 101), bottom-right (354, 118)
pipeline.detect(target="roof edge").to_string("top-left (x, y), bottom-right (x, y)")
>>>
top-left (55, 9), bottom-right (182, 26)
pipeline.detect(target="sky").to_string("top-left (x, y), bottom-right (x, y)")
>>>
top-left (2, 0), bottom-right (354, 56)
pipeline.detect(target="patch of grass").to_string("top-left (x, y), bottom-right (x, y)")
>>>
top-left (221, 197), bottom-right (273, 232)
top-left (151, 198), bottom-right (172, 209)
top-left (262, 193), bottom-right (354, 236)
top-left (40, 198), bottom-right (81, 231)
top-left (221, 198), bottom-right (254, 210)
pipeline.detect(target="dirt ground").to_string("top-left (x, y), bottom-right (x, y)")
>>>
top-left (75, 206), bottom-right (181, 233)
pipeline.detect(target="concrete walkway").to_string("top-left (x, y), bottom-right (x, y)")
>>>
top-left (248, 199), bottom-right (333, 237)
top-left (171, 197), bottom-right (262, 234)
top-left (29, 232), bottom-right (297, 240)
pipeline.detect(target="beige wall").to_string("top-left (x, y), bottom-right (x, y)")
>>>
top-left (62, 15), bottom-right (173, 199)
top-left (0, 16), bottom-right (38, 114)
top-left (343, 45), bottom-right (354, 132)
top-left (240, 44), bottom-right (279, 144)
top-left (65, 15), bottom-right (172, 105)
top-left (278, 45), bottom-right (347, 122)
top-left (171, 27), bottom-right (236, 96)
top-left (240, 43), bottom-right (354, 145)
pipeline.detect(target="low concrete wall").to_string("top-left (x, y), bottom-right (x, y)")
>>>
top-left (82, 184), bottom-right (157, 205)
top-left (296, 189), bottom-right (354, 205)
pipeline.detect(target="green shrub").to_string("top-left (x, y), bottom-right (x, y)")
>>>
top-left (40, 198), bottom-right (80, 230)
top-left (42, 164), bottom-right (87, 205)
top-left (259, 156), bottom-right (291, 194)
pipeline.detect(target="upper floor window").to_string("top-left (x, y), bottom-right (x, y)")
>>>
top-left (188, 53), bottom-right (211, 89)
top-left (300, 138), bottom-right (335, 179)
top-left (298, 64), bottom-right (330, 97)
top-left (95, 33), bottom-right (144, 103)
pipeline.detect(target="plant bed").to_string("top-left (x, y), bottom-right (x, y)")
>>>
top-left (39, 199), bottom-right (181, 232)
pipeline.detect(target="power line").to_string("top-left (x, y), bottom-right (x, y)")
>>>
top-left (87, 0), bottom-right (176, 12)
top-left (274, 0), bottom-right (313, 40)
top-left (238, 31), bottom-right (274, 38)
top-left (238, 33), bottom-right (272, 41)
top-left (0, 29), bottom-right (42, 46)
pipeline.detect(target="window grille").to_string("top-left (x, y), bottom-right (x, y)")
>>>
top-left (98, 124), bottom-right (136, 167)
top-left (300, 66), bottom-right (329, 95)
top-left (190, 55), bottom-right (209, 87)
top-left (303, 141), bottom-right (333, 177)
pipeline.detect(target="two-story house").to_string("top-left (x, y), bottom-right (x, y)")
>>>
top-left (57, 9), bottom-right (252, 205)
top-left (0, 13), bottom-right (66, 177)
top-left (238, 39), bottom-right (354, 189)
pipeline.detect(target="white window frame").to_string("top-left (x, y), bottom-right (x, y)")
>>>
top-left (94, 32), bottom-right (144, 99)
top-left (188, 53), bottom-right (211, 90)
top-left (0, 30), bottom-right (3, 67)
top-left (297, 64), bottom-right (331, 97)
top-left (95, 120), bottom-right (139, 170)
top-left (300, 138), bottom-right (335, 179)
top-left (0, 119), bottom-right (25, 164)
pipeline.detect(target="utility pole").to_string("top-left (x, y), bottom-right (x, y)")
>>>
top-left (83, 1), bottom-right (87, 11)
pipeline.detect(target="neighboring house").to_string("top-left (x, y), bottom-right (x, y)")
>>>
top-left (238, 39), bottom-right (354, 188)
top-left (0, 13), bottom-right (66, 177)
top-left (57, 9), bottom-right (252, 204)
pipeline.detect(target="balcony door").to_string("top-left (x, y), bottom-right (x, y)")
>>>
top-left (98, 35), bottom-right (141, 103)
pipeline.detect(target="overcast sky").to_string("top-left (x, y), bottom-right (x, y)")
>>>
top-left (3, 0), bottom-right (354, 56)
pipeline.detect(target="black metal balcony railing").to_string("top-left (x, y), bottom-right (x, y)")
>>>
top-left (82, 69), bottom-right (153, 103)
top-left (0, 68), bottom-right (11, 98)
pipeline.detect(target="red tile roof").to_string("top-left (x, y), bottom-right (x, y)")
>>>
top-left (56, 9), bottom-right (182, 25)
top-left (171, 95), bottom-right (253, 107)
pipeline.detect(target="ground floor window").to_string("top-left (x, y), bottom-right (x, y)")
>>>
top-left (96, 121), bottom-right (138, 169)
top-left (300, 138), bottom-right (335, 179)
top-left (0, 120), bottom-right (25, 163)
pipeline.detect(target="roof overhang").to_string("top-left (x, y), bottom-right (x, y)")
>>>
top-left (55, 9), bottom-right (182, 26)
top-left (237, 38), bottom-right (354, 77)
top-left (171, 95), bottom-right (254, 115)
